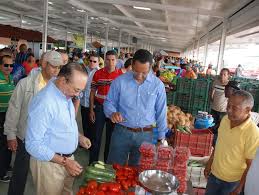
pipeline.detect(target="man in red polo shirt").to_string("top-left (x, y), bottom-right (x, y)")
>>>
top-left (89, 50), bottom-right (122, 164)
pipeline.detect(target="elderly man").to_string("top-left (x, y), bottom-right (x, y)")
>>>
top-left (205, 90), bottom-right (259, 195)
top-left (4, 51), bottom-right (64, 195)
top-left (25, 63), bottom-right (91, 195)
top-left (104, 49), bottom-right (167, 166)
top-left (0, 55), bottom-right (15, 182)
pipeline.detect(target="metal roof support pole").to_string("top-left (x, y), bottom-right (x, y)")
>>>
top-left (20, 14), bottom-right (23, 28)
top-left (83, 14), bottom-right (88, 52)
top-left (42, 0), bottom-right (49, 53)
top-left (216, 19), bottom-right (227, 75)
top-left (203, 32), bottom-right (209, 67)
top-left (104, 23), bottom-right (109, 59)
top-left (65, 28), bottom-right (68, 50)
top-left (192, 41), bottom-right (195, 60)
top-left (118, 29), bottom-right (122, 56)
top-left (127, 34), bottom-right (130, 53)
top-left (196, 38), bottom-right (200, 61)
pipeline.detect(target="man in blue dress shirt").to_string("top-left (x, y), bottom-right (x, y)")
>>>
top-left (25, 63), bottom-right (91, 195)
top-left (104, 49), bottom-right (167, 166)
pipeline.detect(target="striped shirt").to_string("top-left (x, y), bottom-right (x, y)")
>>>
top-left (0, 71), bottom-right (15, 112)
top-left (91, 67), bottom-right (123, 104)
top-left (211, 78), bottom-right (228, 112)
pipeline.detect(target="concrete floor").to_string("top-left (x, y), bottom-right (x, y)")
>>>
top-left (0, 108), bottom-right (106, 195)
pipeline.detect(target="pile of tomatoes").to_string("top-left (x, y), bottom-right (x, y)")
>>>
top-left (113, 164), bottom-right (139, 191)
top-left (77, 180), bottom-right (135, 195)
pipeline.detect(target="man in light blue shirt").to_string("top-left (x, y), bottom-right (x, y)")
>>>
top-left (104, 49), bottom-right (167, 166)
top-left (25, 63), bottom-right (91, 195)
top-left (80, 53), bottom-right (99, 139)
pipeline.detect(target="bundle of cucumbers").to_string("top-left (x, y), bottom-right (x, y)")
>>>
top-left (84, 161), bottom-right (116, 183)
top-left (176, 125), bottom-right (192, 134)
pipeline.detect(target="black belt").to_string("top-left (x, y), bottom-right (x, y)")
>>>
top-left (56, 152), bottom-right (74, 157)
top-left (119, 124), bottom-right (153, 132)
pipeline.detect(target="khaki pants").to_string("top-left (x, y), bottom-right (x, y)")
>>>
top-left (30, 156), bottom-right (75, 195)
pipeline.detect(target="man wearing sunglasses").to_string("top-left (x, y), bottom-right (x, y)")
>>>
top-left (3, 51), bottom-right (64, 195)
top-left (80, 54), bottom-right (99, 149)
top-left (104, 49), bottom-right (167, 166)
top-left (0, 55), bottom-right (15, 183)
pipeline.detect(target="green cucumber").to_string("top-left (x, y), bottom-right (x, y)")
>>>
top-left (86, 166), bottom-right (115, 179)
top-left (84, 173), bottom-right (114, 183)
top-left (91, 161), bottom-right (114, 172)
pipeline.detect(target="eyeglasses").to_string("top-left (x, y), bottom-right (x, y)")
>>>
top-left (90, 60), bottom-right (97, 63)
top-left (3, 64), bottom-right (14, 68)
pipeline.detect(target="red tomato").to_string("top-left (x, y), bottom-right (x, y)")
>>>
top-left (87, 180), bottom-right (98, 190)
top-left (127, 192), bottom-right (135, 195)
top-left (98, 183), bottom-right (108, 192)
top-left (96, 191), bottom-right (105, 195)
top-left (113, 163), bottom-right (122, 170)
top-left (108, 183), bottom-right (121, 192)
top-left (121, 180), bottom-right (129, 191)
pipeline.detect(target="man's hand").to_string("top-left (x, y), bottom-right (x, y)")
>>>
top-left (64, 158), bottom-right (83, 177)
top-left (7, 139), bottom-right (18, 152)
top-left (79, 135), bottom-right (91, 149)
top-left (89, 110), bottom-right (95, 123)
top-left (111, 112), bottom-right (124, 123)
top-left (230, 186), bottom-right (242, 195)
top-left (204, 163), bottom-right (211, 179)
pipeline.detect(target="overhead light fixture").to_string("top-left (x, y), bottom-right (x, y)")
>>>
top-left (62, 11), bottom-right (67, 14)
top-left (90, 17), bottom-right (94, 20)
top-left (77, 9), bottom-right (86, 13)
top-left (48, 1), bottom-right (53, 5)
top-left (133, 6), bottom-right (151, 11)
top-left (0, 16), bottom-right (7, 19)
top-left (22, 20), bottom-right (27, 24)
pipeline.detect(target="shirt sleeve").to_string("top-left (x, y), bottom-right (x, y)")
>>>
top-left (244, 127), bottom-right (259, 160)
top-left (155, 81), bottom-right (167, 139)
top-left (103, 79), bottom-right (119, 118)
top-left (91, 71), bottom-right (98, 90)
top-left (4, 80), bottom-right (25, 140)
top-left (25, 98), bottom-right (55, 161)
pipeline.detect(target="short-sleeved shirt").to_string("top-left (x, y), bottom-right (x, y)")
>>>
top-left (91, 67), bottom-right (123, 104)
top-left (22, 62), bottom-right (38, 75)
top-left (0, 71), bottom-right (15, 112)
top-left (211, 78), bottom-right (228, 112)
top-left (211, 116), bottom-right (259, 182)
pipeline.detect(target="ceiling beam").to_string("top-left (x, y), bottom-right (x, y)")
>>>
top-left (161, 0), bottom-right (171, 32)
top-left (81, 0), bottom-right (224, 18)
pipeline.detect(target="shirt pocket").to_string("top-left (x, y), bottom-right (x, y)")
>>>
top-left (143, 91), bottom-right (157, 109)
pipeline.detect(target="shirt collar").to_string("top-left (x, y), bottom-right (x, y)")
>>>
top-left (227, 116), bottom-right (252, 130)
top-left (0, 71), bottom-right (12, 82)
top-left (129, 70), bottom-right (153, 83)
top-left (50, 79), bottom-right (70, 101)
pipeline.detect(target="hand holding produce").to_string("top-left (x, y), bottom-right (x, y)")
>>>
top-left (65, 159), bottom-right (83, 177)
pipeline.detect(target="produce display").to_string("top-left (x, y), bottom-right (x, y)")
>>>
top-left (167, 105), bottom-right (194, 133)
top-left (157, 145), bottom-right (173, 159)
top-left (84, 161), bottom-right (116, 183)
top-left (159, 70), bottom-right (176, 83)
top-left (139, 142), bottom-right (156, 157)
top-left (172, 147), bottom-right (190, 193)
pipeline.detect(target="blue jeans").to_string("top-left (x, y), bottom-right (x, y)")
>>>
top-left (107, 124), bottom-right (153, 166)
top-left (205, 174), bottom-right (240, 195)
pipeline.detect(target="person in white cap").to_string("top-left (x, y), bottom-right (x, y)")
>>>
top-left (4, 50), bottom-right (65, 195)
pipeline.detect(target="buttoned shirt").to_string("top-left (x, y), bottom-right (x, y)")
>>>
top-left (25, 80), bottom-right (78, 161)
top-left (103, 71), bottom-right (167, 139)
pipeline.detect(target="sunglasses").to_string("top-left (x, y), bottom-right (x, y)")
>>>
top-left (90, 60), bottom-right (97, 63)
top-left (3, 64), bottom-right (14, 68)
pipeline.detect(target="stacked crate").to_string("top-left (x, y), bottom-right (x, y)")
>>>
top-left (172, 78), bottom-right (213, 115)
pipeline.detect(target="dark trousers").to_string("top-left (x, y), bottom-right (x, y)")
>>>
top-left (8, 138), bottom-right (30, 195)
top-left (0, 112), bottom-right (12, 178)
top-left (211, 109), bottom-right (226, 146)
top-left (205, 174), bottom-right (239, 195)
top-left (81, 106), bottom-right (94, 138)
top-left (89, 102), bottom-right (114, 164)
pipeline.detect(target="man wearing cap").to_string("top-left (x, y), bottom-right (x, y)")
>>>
top-left (4, 51), bottom-right (64, 195)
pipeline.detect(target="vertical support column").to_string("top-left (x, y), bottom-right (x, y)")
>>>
top-left (217, 19), bottom-right (227, 74)
top-left (20, 14), bottom-right (23, 28)
top-left (196, 38), bottom-right (200, 61)
top-left (203, 32), bottom-right (209, 67)
top-left (118, 29), bottom-right (122, 57)
top-left (83, 14), bottom-right (88, 52)
top-left (42, 0), bottom-right (49, 52)
top-left (127, 34), bottom-right (131, 53)
top-left (104, 23), bottom-right (109, 59)
top-left (65, 28), bottom-right (68, 50)
top-left (192, 41), bottom-right (195, 60)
